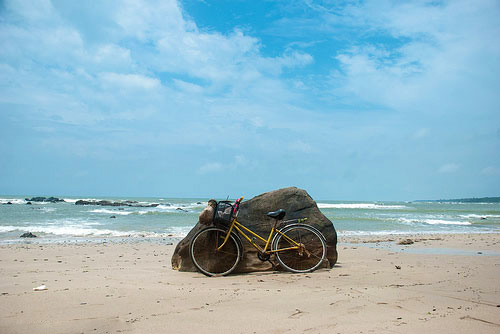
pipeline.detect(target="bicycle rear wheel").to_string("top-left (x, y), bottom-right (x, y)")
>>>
top-left (272, 225), bottom-right (326, 273)
top-left (190, 227), bottom-right (242, 277)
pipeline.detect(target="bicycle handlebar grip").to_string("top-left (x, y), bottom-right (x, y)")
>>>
top-left (232, 197), bottom-right (244, 216)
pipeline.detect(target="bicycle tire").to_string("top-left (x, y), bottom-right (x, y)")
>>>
top-left (190, 227), bottom-right (242, 277)
top-left (272, 224), bottom-right (326, 273)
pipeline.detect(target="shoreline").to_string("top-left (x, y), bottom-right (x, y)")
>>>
top-left (2, 198), bottom-right (499, 245)
top-left (2, 230), bottom-right (499, 250)
top-left (1, 233), bottom-right (499, 333)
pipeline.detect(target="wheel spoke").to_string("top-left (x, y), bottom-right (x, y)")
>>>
top-left (190, 227), bottom-right (241, 276)
top-left (274, 225), bottom-right (326, 273)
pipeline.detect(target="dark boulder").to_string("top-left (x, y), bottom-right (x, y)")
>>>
top-left (140, 203), bottom-right (160, 208)
top-left (25, 197), bottom-right (64, 203)
top-left (171, 187), bottom-right (338, 273)
top-left (20, 232), bottom-right (37, 238)
top-left (75, 200), bottom-right (95, 205)
top-left (47, 197), bottom-right (65, 203)
top-left (75, 200), bottom-right (159, 207)
top-left (25, 197), bottom-right (45, 202)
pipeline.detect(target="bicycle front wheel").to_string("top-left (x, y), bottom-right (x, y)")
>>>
top-left (273, 225), bottom-right (326, 273)
top-left (190, 227), bottom-right (242, 277)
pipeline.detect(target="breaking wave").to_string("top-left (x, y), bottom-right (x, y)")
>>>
top-left (397, 218), bottom-right (471, 226)
top-left (0, 224), bottom-right (190, 238)
top-left (318, 203), bottom-right (408, 210)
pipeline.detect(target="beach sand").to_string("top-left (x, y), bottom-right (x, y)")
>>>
top-left (1, 233), bottom-right (499, 333)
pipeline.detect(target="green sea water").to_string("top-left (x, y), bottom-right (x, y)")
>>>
top-left (1, 196), bottom-right (499, 244)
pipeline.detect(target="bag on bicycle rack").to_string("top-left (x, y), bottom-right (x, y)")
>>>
top-left (213, 201), bottom-right (234, 226)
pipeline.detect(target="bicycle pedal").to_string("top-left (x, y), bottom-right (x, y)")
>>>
top-left (267, 259), bottom-right (279, 271)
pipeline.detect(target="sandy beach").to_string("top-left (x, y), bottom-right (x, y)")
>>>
top-left (1, 233), bottom-right (499, 334)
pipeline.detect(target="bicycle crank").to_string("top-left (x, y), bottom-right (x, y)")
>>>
top-left (257, 252), bottom-right (271, 261)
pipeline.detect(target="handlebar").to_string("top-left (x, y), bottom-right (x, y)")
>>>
top-left (232, 197), bottom-right (244, 216)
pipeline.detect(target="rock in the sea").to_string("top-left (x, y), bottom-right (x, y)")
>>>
top-left (25, 197), bottom-right (45, 202)
top-left (20, 232), bottom-right (37, 238)
top-left (398, 239), bottom-right (414, 245)
top-left (25, 197), bottom-right (64, 203)
top-left (47, 197), bottom-right (64, 203)
top-left (171, 187), bottom-right (338, 273)
top-left (75, 200), bottom-right (159, 207)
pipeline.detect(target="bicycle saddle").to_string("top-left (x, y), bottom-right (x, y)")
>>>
top-left (266, 209), bottom-right (286, 220)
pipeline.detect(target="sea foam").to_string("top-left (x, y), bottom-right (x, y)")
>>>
top-left (0, 198), bottom-right (26, 205)
top-left (397, 218), bottom-right (471, 226)
top-left (89, 209), bottom-right (133, 215)
top-left (318, 203), bottom-right (407, 209)
top-left (0, 224), bottom-right (188, 238)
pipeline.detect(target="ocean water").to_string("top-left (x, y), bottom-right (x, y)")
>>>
top-left (0, 196), bottom-right (499, 244)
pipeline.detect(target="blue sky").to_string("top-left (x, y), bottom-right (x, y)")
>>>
top-left (1, 0), bottom-right (499, 200)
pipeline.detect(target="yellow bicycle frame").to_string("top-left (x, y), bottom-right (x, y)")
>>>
top-left (216, 218), bottom-right (302, 254)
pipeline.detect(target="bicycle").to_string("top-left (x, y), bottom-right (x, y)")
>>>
top-left (189, 197), bottom-right (327, 277)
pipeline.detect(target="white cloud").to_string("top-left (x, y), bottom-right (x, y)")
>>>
top-left (114, 0), bottom-right (187, 41)
top-left (289, 140), bottom-right (314, 153)
top-left (0, 0), bottom-right (314, 135)
top-left (100, 73), bottom-right (160, 89)
top-left (197, 162), bottom-right (224, 175)
top-left (234, 155), bottom-right (248, 166)
top-left (412, 128), bottom-right (429, 139)
top-left (481, 166), bottom-right (500, 176)
top-left (172, 79), bottom-right (204, 94)
top-left (197, 155), bottom-right (250, 175)
top-left (93, 44), bottom-right (132, 66)
top-left (278, 49), bottom-right (314, 68)
top-left (439, 163), bottom-right (460, 173)
top-left (332, 0), bottom-right (500, 113)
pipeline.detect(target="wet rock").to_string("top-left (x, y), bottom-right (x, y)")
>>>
top-left (47, 197), bottom-right (65, 203)
top-left (75, 200), bottom-right (158, 208)
top-left (398, 239), bottom-right (414, 245)
top-left (25, 197), bottom-right (64, 203)
top-left (20, 232), bottom-right (37, 238)
top-left (25, 197), bottom-right (45, 202)
top-left (171, 187), bottom-right (338, 273)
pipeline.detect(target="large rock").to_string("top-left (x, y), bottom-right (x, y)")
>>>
top-left (20, 232), bottom-right (37, 238)
top-left (171, 187), bottom-right (337, 273)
